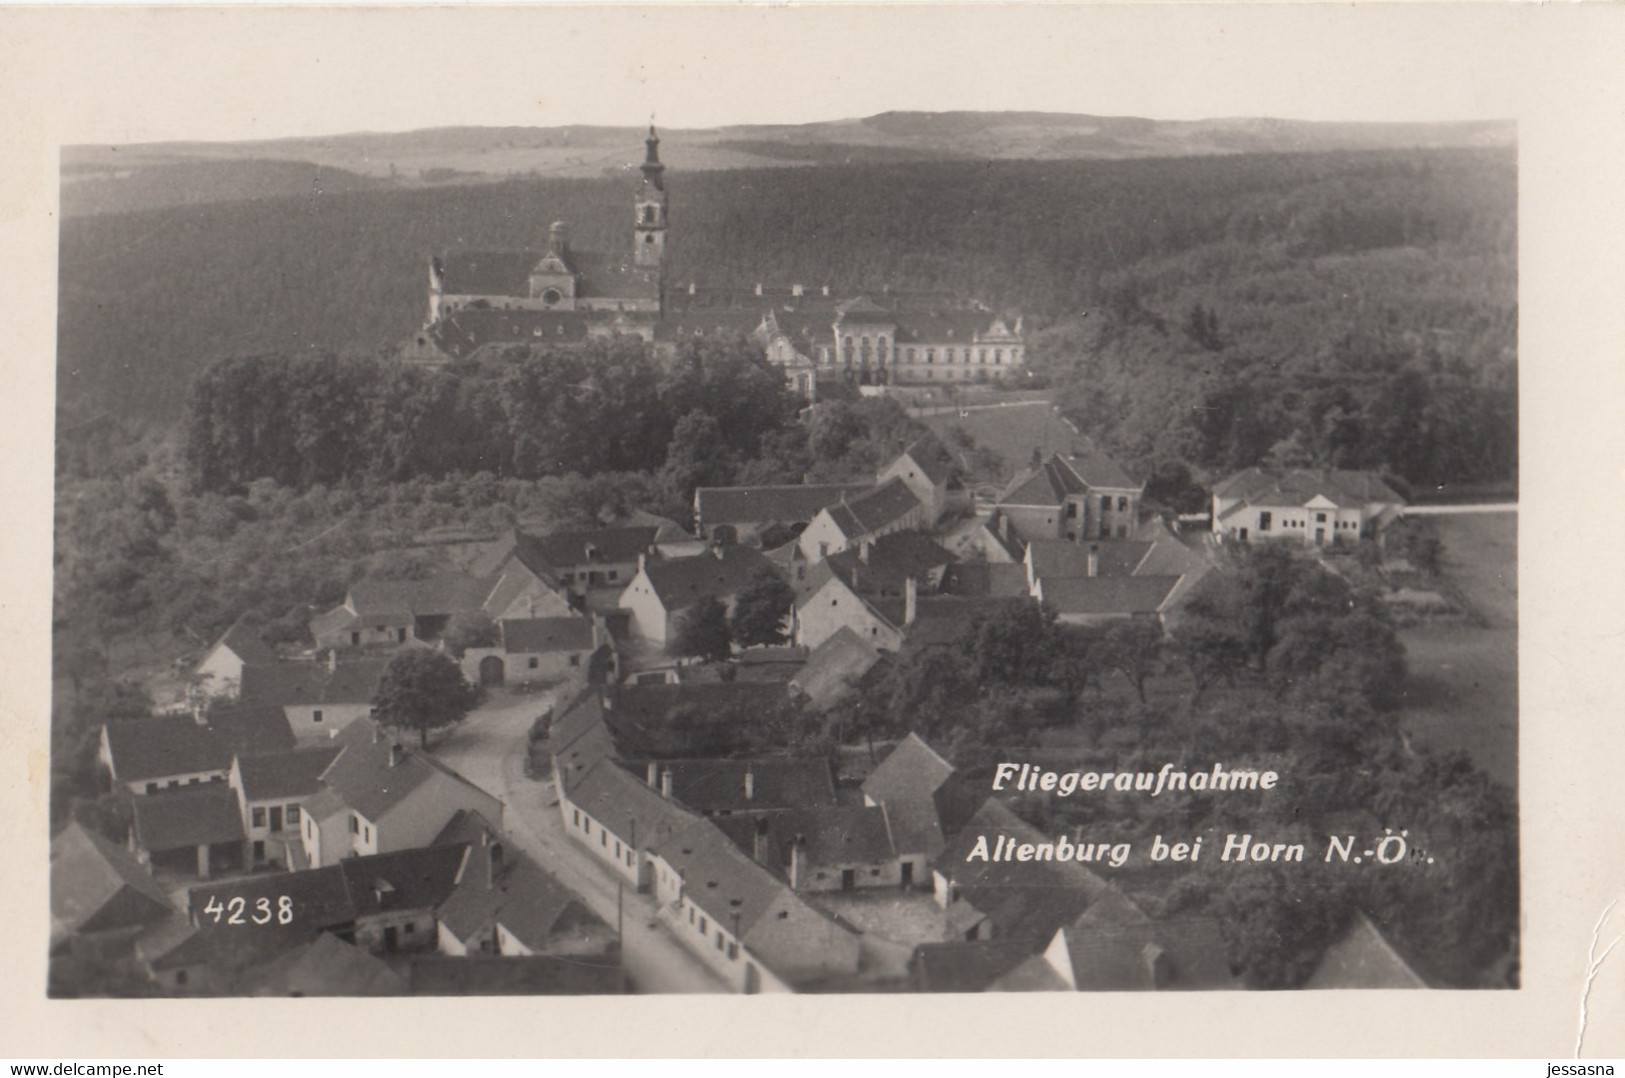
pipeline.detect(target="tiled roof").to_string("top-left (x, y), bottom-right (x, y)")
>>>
top-left (547, 692), bottom-right (619, 783)
top-left (1036, 576), bottom-right (1181, 616)
top-left (437, 841), bottom-right (601, 952)
top-left (940, 562), bottom-right (1031, 599)
top-left (237, 658), bottom-right (389, 709)
top-left (438, 250), bottom-right (546, 296)
top-left (212, 616), bottom-right (277, 666)
top-left (890, 433), bottom-right (954, 486)
top-left (500, 616), bottom-right (594, 654)
top-left (862, 733), bottom-right (955, 806)
top-left (131, 785), bottom-right (246, 852)
top-left (822, 477), bottom-right (922, 541)
top-left (721, 804), bottom-right (896, 872)
top-left (348, 574), bottom-right (490, 619)
top-left (245, 933), bottom-right (407, 997)
top-left (235, 747), bottom-right (343, 803)
top-left (988, 952), bottom-right (1073, 991)
top-left (999, 452), bottom-right (1139, 506)
top-left (320, 726), bottom-right (493, 825)
top-left (337, 842), bottom-right (469, 918)
top-left (649, 817), bottom-right (791, 938)
top-left (1211, 467), bottom-right (1404, 509)
top-left (102, 716), bottom-right (231, 783)
top-left (789, 627), bottom-right (889, 709)
top-left (643, 757), bottom-right (837, 815)
top-left (694, 484), bottom-right (869, 528)
top-left (642, 545), bottom-right (776, 609)
top-left (1304, 910), bottom-right (1427, 989)
top-left (910, 939), bottom-right (1042, 993)
top-left (426, 309), bottom-right (597, 359)
top-left (1027, 539), bottom-right (1153, 580)
top-left (1057, 919), bottom-right (1237, 990)
top-left (562, 757), bottom-right (698, 853)
top-left (50, 822), bottom-right (174, 941)
top-left (206, 703), bottom-right (297, 757)
top-left (513, 526), bottom-right (660, 575)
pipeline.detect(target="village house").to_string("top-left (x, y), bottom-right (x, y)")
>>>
top-left (298, 720), bottom-right (504, 869)
top-left (553, 753), bottom-right (700, 893)
top-left (996, 451), bottom-right (1145, 544)
top-left (692, 483), bottom-right (870, 546)
top-left (309, 574), bottom-right (492, 651)
top-left (130, 784), bottom-right (248, 879)
top-left (1211, 467), bottom-right (1407, 546)
top-left (192, 616), bottom-right (278, 700)
top-left (949, 510), bottom-right (1026, 565)
top-left (229, 746), bottom-right (342, 869)
top-left (787, 626), bottom-right (892, 711)
top-left (1031, 575), bottom-right (1185, 629)
top-left (50, 822), bottom-right (176, 961)
top-left (460, 615), bottom-right (602, 689)
top-left (860, 733), bottom-right (980, 873)
top-left (639, 757), bottom-right (838, 818)
top-left (1304, 910), bottom-right (1428, 989)
top-left (236, 654), bottom-right (389, 743)
top-left (99, 715), bottom-right (233, 796)
top-left (907, 938), bottom-right (1045, 993)
top-left (1013, 915), bottom-right (1237, 991)
top-left (795, 477), bottom-right (924, 561)
top-left (876, 434), bottom-right (958, 527)
top-left (490, 525), bottom-right (664, 603)
top-left (646, 816), bottom-right (863, 992)
top-left (618, 544), bottom-right (777, 645)
top-left (716, 805), bottom-right (906, 892)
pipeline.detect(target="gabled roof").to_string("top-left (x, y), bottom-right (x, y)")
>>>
top-left (437, 841), bottom-right (602, 953)
top-left (1026, 539), bottom-right (1153, 580)
top-left (50, 822), bottom-right (174, 942)
top-left (319, 726), bottom-right (494, 824)
top-left (408, 954), bottom-right (625, 996)
top-left (208, 616), bottom-right (277, 667)
top-left (1304, 910), bottom-right (1427, 989)
top-left (131, 785), bottom-right (246, 853)
top-left (649, 817), bottom-right (793, 937)
top-left (337, 842), bottom-right (470, 918)
top-left (102, 716), bottom-right (231, 783)
top-left (206, 703), bottom-right (297, 757)
top-left (513, 526), bottom-right (660, 575)
top-left (717, 805), bottom-right (896, 872)
top-left (789, 627), bottom-right (890, 709)
top-left (641, 757), bottom-right (837, 815)
top-left (438, 250), bottom-right (548, 296)
top-left (245, 932), bottom-right (407, 997)
top-left (1212, 468), bottom-right (1404, 509)
top-left (1035, 575), bottom-right (1182, 617)
top-left (886, 433), bottom-right (954, 486)
top-left (910, 938), bottom-right (1042, 993)
top-left (348, 574), bottom-right (490, 619)
top-left (237, 658), bottom-right (389, 709)
top-left (863, 733), bottom-right (955, 806)
top-left (500, 616), bottom-right (594, 654)
top-left (1055, 919), bottom-right (1237, 990)
top-left (999, 452), bottom-right (1140, 506)
top-left (695, 484), bottom-right (870, 527)
top-left (940, 562), bottom-right (1031, 599)
top-left (562, 757), bottom-right (698, 852)
top-left (235, 747), bottom-right (343, 803)
top-left (641, 545), bottom-right (776, 610)
top-left (821, 477), bottom-right (922, 541)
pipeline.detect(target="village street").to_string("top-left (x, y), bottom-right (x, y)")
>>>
top-left (432, 690), bottom-right (728, 994)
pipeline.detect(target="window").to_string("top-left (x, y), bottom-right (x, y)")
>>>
top-left (1316, 512), bottom-right (1327, 523)
top-left (568, 655), bottom-right (580, 667)
top-left (1118, 497), bottom-right (1129, 511)
top-left (979, 349), bottom-right (987, 363)
top-left (175, 970), bottom-right (188, 986)
top-left (926, 349), bottom-right (935, 364)
top-left (573, 809), bottom-right (580, 827)
top-left (615, 840), bottom-right (622, 857)
top-left (777, 911), bottom-right (789, 920)
top-left (312, 710), bottom-right (324, 724)
top-left (627, 850), bottom-right (635, 867)
top-left (601, 831), bottom-right (608, 848)
top-left (252, 807), bottom-right (267, 828)
top-left (529, 657), bottom-right (540, 669)
top-left (189, 777), bottom-right (200, 785)
top-left (405, 922), bottom-right (416, 934)
top-left (716, 932), bottom-right (725, 951)
top-left (287, 804), bottom-right (300, 824)
top-left (363, 825), bottom-right (371, 842)
top-left (607, 570), bottom-right (618, 581)
top-left (1259, 511), bottom-right (1272, 532)
top-left (727, 941), bottom-right (739, 960)
top-left (349, 815), bottom-right (360, 835)
top-left (871, 868), bottom-right (881, 876)
top-left (699, 916), bottom-right (708, 933)
top-left (146, 783), bottom-right (158, 794)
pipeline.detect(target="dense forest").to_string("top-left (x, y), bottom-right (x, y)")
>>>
top-left (58, 148), bottom-right (1516, 446)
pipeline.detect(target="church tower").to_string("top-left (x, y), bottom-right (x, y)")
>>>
top-left (634, 124), bottom-right (667, 269)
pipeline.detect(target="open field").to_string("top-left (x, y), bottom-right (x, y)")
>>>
top-left (1395, 512), bottom-right (1517, 788)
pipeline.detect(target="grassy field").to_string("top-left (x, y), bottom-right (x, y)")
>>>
top-left (1395, 512), bottom-right (1518, 788)
top-left (917, 398), bottom-right (1081, 488)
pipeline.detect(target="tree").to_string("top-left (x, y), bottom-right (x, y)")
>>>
top-left (728, 567), bottom-right (795, 648)
top-left (371, 649), bottom-right (483, 749)
top-left (668, 597), bottom-right (733, 663)
top-left (1092, 619), bottom-right (1165, 704)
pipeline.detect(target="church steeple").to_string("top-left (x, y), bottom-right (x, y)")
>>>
top-left (634, 122), bottom-right (668, 269)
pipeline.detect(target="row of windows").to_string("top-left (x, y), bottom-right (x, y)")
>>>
top-left (348, 814), bottom-right (372, 843)
top-left (144, 775), bottom-right (220, 794)
top-left (250, 803), bottom-right (302, 830)
top-left (1259, 512), bottom-right (1361, 532)
top-left (903, 347), bottom-right (1017, 365)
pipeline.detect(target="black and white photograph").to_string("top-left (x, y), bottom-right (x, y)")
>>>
top-left (8, 0), bottom-right (1625, 1059)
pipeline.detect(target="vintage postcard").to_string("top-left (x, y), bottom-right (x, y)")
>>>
top-left (3, 1), bottom-right (1624, 1059)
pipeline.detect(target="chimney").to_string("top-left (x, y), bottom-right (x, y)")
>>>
top-left (744, 769), bottom-right (755, 801)
top-left (372, 724), bottom-right (383, 745)
top-left (752, 816), bottom-right (771, 865)
top-left (904, 577), bottom-right (918, 627)
top-left (637, 552), bottom-right (647, 574)
top-left (1142, 943), bottom-right (1171, 989)
top-left (688, 281), bottom-right (696, 296)
top-left (1087, 544), bottom-right (1100, 579)
top-left (660, 769), bottom-right (673, 799)
top-left (998, 513), bottom-right (1011, 541)
top-left (490, 841), bottom-right (505, 875)
top-left (327, 649), bottom-right (338, 673)
top-left (792, 283), bottom-right (804, 297)
top-left (647, 761), bottom-right (659, 787)
top-left (754, 282), bottom-right (763, 297)
top-left (858, 540), bottom-right (872, 565)
top-left (789, 834), bottom-right (808, 890)
top-left (821, 285), bottom-right (830, 297)
top-left (388, 743), bottom-right (402, 768)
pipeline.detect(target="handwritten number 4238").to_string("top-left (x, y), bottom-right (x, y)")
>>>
top-left (202, 894), bottom-right (294, 925)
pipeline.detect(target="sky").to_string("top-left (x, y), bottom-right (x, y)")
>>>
top-left (1, 3), bottom-right (1563, 145)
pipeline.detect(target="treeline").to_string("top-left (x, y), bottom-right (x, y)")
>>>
top-left (58, 147), bottom-right (1514, 425)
